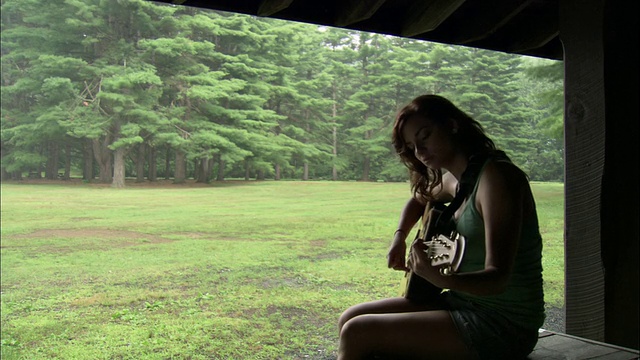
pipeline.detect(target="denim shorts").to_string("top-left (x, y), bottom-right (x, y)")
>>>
top-left (442, 292), bottom-right (539, 360)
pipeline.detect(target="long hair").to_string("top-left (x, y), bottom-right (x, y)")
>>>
top-left (391, 95), bottom-right (497, 202)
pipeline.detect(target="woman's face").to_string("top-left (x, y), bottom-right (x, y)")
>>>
top-left (401, 114), bottom-right (456, 170)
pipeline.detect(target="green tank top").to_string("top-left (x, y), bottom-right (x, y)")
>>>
top-left (451, 159), bottom-right (545, 331)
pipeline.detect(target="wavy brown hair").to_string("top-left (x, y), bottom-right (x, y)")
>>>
top-left (391, 95), bottom-right (497, 202)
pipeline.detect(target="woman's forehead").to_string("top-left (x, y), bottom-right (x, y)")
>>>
top-left (403, 114), bottom-right (433, 134)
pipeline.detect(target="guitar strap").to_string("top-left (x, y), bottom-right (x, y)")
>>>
top-left (435, 152), bottom-right (504, 229)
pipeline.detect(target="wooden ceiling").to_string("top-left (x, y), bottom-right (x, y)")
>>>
top-left (155, 0), bottom-right (563, 60)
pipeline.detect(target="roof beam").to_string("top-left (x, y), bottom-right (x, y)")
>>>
top-left (455, 0), bottom-right (534, 44)
top-left (509, 28), bottom-right (559, 53)
top-left (465, 0), bottom-right (559, 55)
top-left (257, 0), bottom-right (294, 17)
top-left (334, 0), bottom-right (388, 26)
top-left (401, 0), bottom-right (466, 37)
top-left (507, 4), bottom-right (559, 53)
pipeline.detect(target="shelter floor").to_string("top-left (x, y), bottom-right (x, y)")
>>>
top-left (529, 330), bottom-right (639, 359)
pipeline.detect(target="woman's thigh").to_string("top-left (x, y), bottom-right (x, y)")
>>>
top-left (338, 297), bottom-right (444, 331)
top-left (338, 297), bottom-right (475, 359)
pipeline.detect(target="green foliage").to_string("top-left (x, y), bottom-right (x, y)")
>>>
top-left (0, 0), bottom-right (564, 184)
top-left (524, 60), bottom-right (564, 141)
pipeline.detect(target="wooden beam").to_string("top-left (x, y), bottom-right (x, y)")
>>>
top-left (509, 28), bottom-right (559, 53)
top-left (401, 0), bottom-right (466, 37)
top-left (257, 0), bottom-right (294, 17)
top-left (601, 0), bottom-right (639, 349)
top-left (334, 0), bottom-right (388, 26)
top-left (456, 0), bottom-right (557, 56)
top-left (455, 0), bottom-right (533, 44)
top-left (561, 0), bottom-right (607, 343)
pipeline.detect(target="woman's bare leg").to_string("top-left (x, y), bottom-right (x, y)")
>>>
top-left (338, 297), bottom-right (474, 360)
top-left (338, 297), bottom-right (442, 332)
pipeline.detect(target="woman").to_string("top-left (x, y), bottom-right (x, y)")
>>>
top-left (337, 95), bottom-right (545, 359)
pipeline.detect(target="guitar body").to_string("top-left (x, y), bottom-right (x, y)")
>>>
top-left (402, 265), bottom-right (443, 301)
top-left (402, 202), bottom-right (466, 302)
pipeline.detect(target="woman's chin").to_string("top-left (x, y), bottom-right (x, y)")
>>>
top-left (423, 159), bottom-right (439, 169)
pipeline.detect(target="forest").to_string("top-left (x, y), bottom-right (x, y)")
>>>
top-left (0, 0), bottom-right (564, 187)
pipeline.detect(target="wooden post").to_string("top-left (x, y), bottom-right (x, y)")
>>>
top-left (600, 0), bottom-right (639, 350)
top-left (561, 0), bottom-right (639, 349)
top-left (560, 0), bottom-right (606, 342)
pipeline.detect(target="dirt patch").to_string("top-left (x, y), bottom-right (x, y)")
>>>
top-left (310, 240), bottom-right (327, 247)
top-left (8, 229), bottom-right (173, 249)
top-left (4, 178), bottom-right (254, 188)
top-left (11, 229), bottom-right (173, 245)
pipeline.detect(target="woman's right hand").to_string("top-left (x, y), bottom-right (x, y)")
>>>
top-left (387, 237), bottom-right (409, 272)
top-left (387, 197), bottom-right (424, 272)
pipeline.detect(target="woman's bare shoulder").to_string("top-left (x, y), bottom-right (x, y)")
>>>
top-left (479, 159), bottom-right (531, 200)
top-left (438, 172), bottom-right (457, 201)
top-left (484, 160), bottom-right (528, 183)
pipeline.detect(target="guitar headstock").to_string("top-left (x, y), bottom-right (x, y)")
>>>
top-left (423, 231), bottom-right (466, 275)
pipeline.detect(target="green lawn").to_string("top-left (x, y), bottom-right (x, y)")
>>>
top-left (0, 180), bottom-right (564, 359)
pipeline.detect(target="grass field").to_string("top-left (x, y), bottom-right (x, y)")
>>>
top-left (0, 180), bottom-right (564, 359)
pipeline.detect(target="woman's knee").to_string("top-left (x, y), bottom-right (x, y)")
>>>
top-left (338, 314), bottom-right (377, 356)
top-left (338, 304), bottom-right (365, 332)
top-left (337, 319), bottom-right (361, 360)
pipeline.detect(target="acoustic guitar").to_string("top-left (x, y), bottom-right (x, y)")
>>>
top-left (401, 201), bottom-right (466, 301)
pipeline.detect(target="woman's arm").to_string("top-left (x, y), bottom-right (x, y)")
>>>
top-left (387, 197), bottom-right (425, 271)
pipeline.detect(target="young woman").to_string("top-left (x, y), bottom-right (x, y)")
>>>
top-left (337, 95), bottom-right (545, 359)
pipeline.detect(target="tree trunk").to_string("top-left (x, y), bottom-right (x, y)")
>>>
top-left (36, 145), bottom-right (44, 178)
top-left (174, 149), bottom-right (186, 183)
top-left (45, 142), bottom-right (59, 180)
top-left (361, 129), bottom-right (372, 181)
top-left (135, 143), bottom-right (145, 183)
top-left (275, 163), bottom-right (281, 180)
top-left (362, 156), bottom-right (370, 181)
top-left (1, 165), bottom-right (9, 181)
top-left (165, 145), bottom-right (171, 180)
top-left (63, 142), bottom-right (71, 180)
top-left (332, 85), bottom-right (338, 181)
top-left (112, 147), bottom-right (126, 188)
top-left (217, 157), bottom-right (225, 181)
top-left (208, 157), bottom-right (215, 181)
top-left (193, 158), bottom-right (200, 181)
top-left (92, 137), bottom-right (112, 183)
top-left (196, 157), bottom-right (209, 183)
top-left (83, 139), bottom-right (94, 181)
top-left (148, 146), bottom-right (157, 182)
top-left (244, 161), bottom-right (250, 180)
top-left (303, 162), bottom-right (309, 180)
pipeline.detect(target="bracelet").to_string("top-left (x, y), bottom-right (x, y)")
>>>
top-left (394, 229), bottom-right (407, 238)
top-left (440, 267), bottom-right (454, 276)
